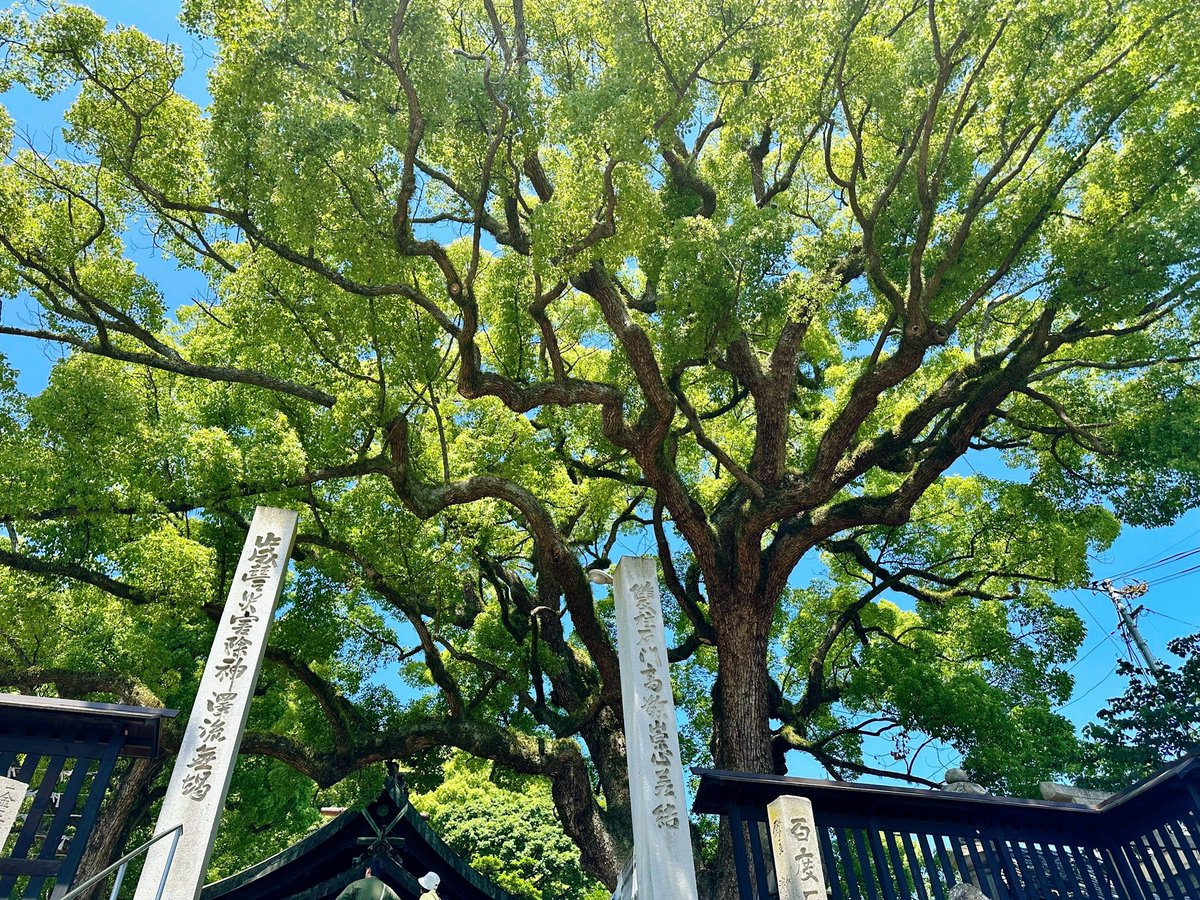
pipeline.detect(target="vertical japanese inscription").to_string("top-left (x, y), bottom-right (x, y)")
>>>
top-left (630, 579), bottom-right (679, 830)
top-left (181, 532), bottom-right (281, 802)
top-left (134, 506), bottom-right (297, 900)
top-left (0, 775), bottom-right (26, 850)
top-left (614, 556), bottom-right (699, 900)
top-left (767, 795), bottom-right (829, 900)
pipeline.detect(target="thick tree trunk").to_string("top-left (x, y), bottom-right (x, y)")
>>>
top-left (74, 757), bottom-right (162, 900)
top-left (711, 612), bottom-right (775, 774)
top-left (577, 705), bottom-right (634, 887)
top-left (708, 592), bottom-right (776, 900)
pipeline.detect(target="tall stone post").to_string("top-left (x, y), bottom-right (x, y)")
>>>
top-left (612, 556), bottom-right (699, 900)
top-left (134, 507), bottom-right (299, 900)
top-left (767, 795), bottom-right (829, 900)
top-left (0, 776), bottom-right (26, 849)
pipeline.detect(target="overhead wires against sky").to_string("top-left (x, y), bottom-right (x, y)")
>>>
top-left (1069, 589), bottom-right (1129, 658)
top-left (1144, 562), bottom-right (1200, 589)
top-left (1100, 521), bottom-right (1200, 576)
top-left (1102, 546), bottom-right (1200, 584)
top-left (1145, 609), bottom-right (1200, 631)
top-left (1064, 629), bottom-right (1120, 674)
top-left (1056, 662), bottom-right (1120, 711)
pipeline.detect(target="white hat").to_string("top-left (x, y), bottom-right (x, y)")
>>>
top-left (419, 872), bottom-right (441, 891)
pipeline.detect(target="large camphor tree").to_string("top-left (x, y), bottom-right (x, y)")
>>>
top-left (0, 0), bottom-right (1198, 894)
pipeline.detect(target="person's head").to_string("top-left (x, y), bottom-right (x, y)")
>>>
top-left (365, 856), bottom-right (386, 878)
top-left (418, 872), bottom-right (441, 892)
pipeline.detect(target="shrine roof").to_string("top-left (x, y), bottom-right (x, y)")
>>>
top-left (201, 776), bottom-right (520, 900)
top-left (0, 693), bottom-right (178, 759)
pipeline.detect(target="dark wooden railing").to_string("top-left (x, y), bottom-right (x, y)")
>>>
top-left (694, 754), bottom-right (1200, 900)
top-left (0, 695), bottom-right (174, 900)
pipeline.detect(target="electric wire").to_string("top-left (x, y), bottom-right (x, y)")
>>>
top-left (1144, 609), bottom-right (1200, 630)
top-left (1065, 629), bottom-right (1120, 674)
top-left (1056, 663), bottom-right (1118, 711)
top-left (1145, 562), bottom-right (1200, 588)
top-left (1069, 589), bottom-right (1127, 658)
top-left (1103, 522), bottom-right (1200, 577)
top-left (1119, 630), bottom-right (1138, 670)
top-left (1104, 545), bottom-right (1200, 583)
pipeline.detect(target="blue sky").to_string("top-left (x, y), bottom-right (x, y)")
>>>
top-left (2, 1), bottom-right (1197, 787)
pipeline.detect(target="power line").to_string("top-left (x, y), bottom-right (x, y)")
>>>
top-left (1088, 580), bottom-right (1161, 681)
top-left (1145, 609), bottom-right (1200, 630)
top-left (1106, 546), bottom-right (1200, 582)
top-left (1145, 562), bottom-right (1200, 588)
top-left (1057, 663), bottom-right (1118, 711)
top-left (1106, 523), bottom-right (1200, 577)
top-left (1069, 589), bottom-right (1128, 658)
top-left (1065, 629), bottom-right (1119, 674)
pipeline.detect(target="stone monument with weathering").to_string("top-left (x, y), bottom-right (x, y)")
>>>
top-left (134, 506), bottom-right (299, 900)
top-left (0, 775), bottom-right (26, 850)
top-left (612, 556), bottom-right (699, 900)
top-left (767, 795), bottom-right (829, 900)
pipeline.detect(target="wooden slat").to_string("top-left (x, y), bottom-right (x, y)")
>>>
top-left (851, 828), bottom-right (882, 900)
top-left (1067, 844), bottom-right (1104, 900)
top-left (728, 805), bottom-right (756, 900)
top-left (746, 816), bottom-right (771, 899)
top-left (52, 729), bottom-right (123, 895)
top-left (817, 824), bottom-right (844, 900)
top-left (0, 859), bottom-right (60, 876)
top-left (1159, 817), bottom-right (1199, 895)
top-left (0, 752), bottom-right (43, 896)
top-left (1123, 837), bottom-right (1166, 900)
top-left (1037, 840), bottom-right (1074, 899)
top-left (975, 832), bottom-right (1011, 899)
top-left (961, 833), bottom-right (996, 899)
top-left (0, 733), bottom-right (115, 761)
top-left (834, 828), bottom-right (863, 900)
top-left (930, 832), bottom-right (959, 889)
top-left (987, 834), bottom-right (1021, 900)
top-left (917, 832), bottom-right (951, 900)
top-left (1105, 840), bottom-right (1152, 900)
top-left (899, 831), bottom-right (930, 900)
top-left (1007, 840), bottom-right (1054, 900)
top-left (1138, 830), bottom-right (1182, 898)
top-left (882, 831), bottom-right (909, 900)
top-left (0, 749), bottom-right (18, 779)
top-left (866, 825), bottom-right (898, 900)
top-left (25, 755), bottom-right (93, 899)
top-left (9, 754), bottom-right (65, 858)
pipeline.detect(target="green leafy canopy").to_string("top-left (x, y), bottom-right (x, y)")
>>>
top-left (0, 0), bottom-right (1197, 893)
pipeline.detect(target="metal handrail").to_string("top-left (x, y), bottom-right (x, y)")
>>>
top-left (58, 823), bottom-right (183, 900)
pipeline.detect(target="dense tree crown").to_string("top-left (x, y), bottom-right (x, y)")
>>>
top-left (1078, 632), bottom-right (1200, 792)
top-left (0, 0), bottom-right (1197, 895)
top-left (411, 755), bottom-right (609, 900)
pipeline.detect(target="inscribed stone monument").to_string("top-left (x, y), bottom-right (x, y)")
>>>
top-left (0, 775), bottom-right (26, 850)
top-left (134, 507), bottom-right (299, 900)
top-left (767, 795), bottom-right (829, 900)
top-left (612, 556), bottom-right (699, 900)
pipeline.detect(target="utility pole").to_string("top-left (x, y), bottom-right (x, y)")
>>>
top-left (1089, 579), bottom-right (1161, 683)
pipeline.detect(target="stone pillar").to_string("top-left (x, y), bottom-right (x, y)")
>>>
top-left (767, 795), bottom-right (828, 900)
top-left (613, 557), bottom-right (699, 900)
top-left (134, 507), bottom-right (299, 900)
top-left (0, 776), bottom-right (26, 849)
